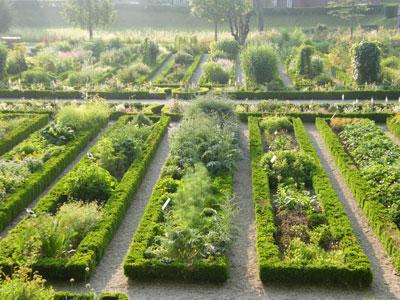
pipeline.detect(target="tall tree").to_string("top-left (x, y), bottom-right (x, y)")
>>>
top-left (253, 0), bottom-right (264, 32)
top-left (328, 0), bottom-right (369, 39)
top-left (0, 0), bottom-right (12, 33)
top-left (189, 0), bottom-right (228, 42)
top-left (63, 0), bottom-right (116, 40)
top-left (227, 0), bottom-right (254, 45)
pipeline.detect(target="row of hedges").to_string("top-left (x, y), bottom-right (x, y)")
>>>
top-left (54, 292), bottom-right (128, 300)
top-left (182, 53), bottom-right (204, 84)
top-left (137, 52), bottom-right (172, 85)
top-left (123, 159), bottom-right (232, 283)
top-left (0, 90), bottom-right (167, 100)
top-left (249, 116), bottom-right (372, 286)
top-left (171, 87), bottom-right (209, 99)
top-left (0, 115), bottom-right (109, 232)
top-left (238, 112), bottom-right (392, 123)
top-left (0, 115), bottom-right (171, 281)
top-left (0, 113), bottom-right (50, 156)
top-left (226, 90), bottom-right (400, 100)
top-left (316, 118), bottom-right (400, 273)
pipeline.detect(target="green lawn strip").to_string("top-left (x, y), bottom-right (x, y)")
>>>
top-left (0, 113), bottom-right (50, 156)
top-left (123, 159), bottom-right (232, 283)
top-left (249, 116), bottom-right (372, 286)
top-left (0, 114), bottom-right (108, 232)
top-left (316, 117), bottom-right (400, 273)
top-left (0, 115), bottom-right (170, 281)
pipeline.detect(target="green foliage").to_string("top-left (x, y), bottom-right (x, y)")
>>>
top-left (260, 116), bottom-right (293, 134)
top-left (241, 45), bottom-right (278, 86)
top-left (210, 39), bottom-right (240, 60)
top-left (6, 45), bottom-right (28, 75)
top-left (141, 38), bottom-right (159, 66)
top-left (0, 44), bottom-right (7, 79)
top-left (63, 0), bottom-right (116, 39)
top-left (201, 62), bottom-right (230, 84)
top-left (65, 163), bottom-right (116, 203)
top-left (0, 0), bottom-right (12, 33)
top-left (0, 267), bottom-right (55, 300)
top-left (117, 63), bottom-right (150, 84)
top-left (297, 45), bottom-right (314, 78)
top-left (174, 52), bottom-right (194, 65)
top-left (352, 41), bottom-right (382, 84)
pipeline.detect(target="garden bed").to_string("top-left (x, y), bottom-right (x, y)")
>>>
top-left (0, 114), bottom-right (170, 281)
top-left (0, 112), bottom-right (50, 156)
top-left (0, 104), bottom-right (109, 232)
top-left (316, 117), bottom-right (400, 273)
top-left (249, 116), bottom-right (372, 286)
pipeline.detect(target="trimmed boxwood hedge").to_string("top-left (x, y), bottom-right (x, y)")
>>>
top-left (316, 117), bottom-right (400, 273)
top-left (123, 160), bottom-right (232, 283)
top-left (171, 87), bottom-right (209, 100)
top-left (54, 292), bottom-right (128, 300)
top-left (0, 115), bottom-right (108, 232)
top-left (0, 113), bottom-right (50, 156)
top-left (0, 115), bottom-right (170, 281)
top-left (249, 116), bottom-right (372, 286)
top-left (0, 90), bottom-right (167, 100)
top-left (227, 90), bottom-right (400, 100)
top-left (238, 112), bottom-right (392, 123)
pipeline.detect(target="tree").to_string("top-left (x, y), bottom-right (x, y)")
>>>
top-left (189, 0), bottom-right (228, 42)
top-left (0, 0), bottom-right (12, 33)
top-left (328, 0), bottom-right (369, 39)
top-left (253, 0), bottom-right (264, 32)
top-left (63, 0), bottom-right (116, 40)
top-left (352, 41), bottom-right (381, 85)
top-left (227, 0), bottom-right (254, 45)
top-left (297, 45), bottom-right (314, 78)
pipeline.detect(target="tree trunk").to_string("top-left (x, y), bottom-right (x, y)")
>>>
top-left (89, 26), bottom-right (93, 40)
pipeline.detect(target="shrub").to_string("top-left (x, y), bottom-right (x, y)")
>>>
top-left (352, 41), bottom-right (381, 84)
top-left (241, 45), bottom-right (278, 85)
top-left (141, 38), bottom-right (159, 66)
top-left (260, 116), bottom-right (293, 134)
top-left (315, 74), bottom-right (333, 86)
top-left (0, 44), bottom-right (7, 79)
top-left (99, 47), bottom-right (136, 67)
top-left (201, 62), bottom-right (230, 84)
top-left (117, 63), bottom-right (150, 84)
top-left (6, 45), bottom-right (27, 75)
top-left (297, 45), bottom-right (314, 78)
top-left (174, 52), bottom-right (194, 65)
top-left (21, 70), bottom-right (52, 87)
top-left (211, 39), bottom-right (240, 60)
top-left (65, 163), bottom-right (116, 203)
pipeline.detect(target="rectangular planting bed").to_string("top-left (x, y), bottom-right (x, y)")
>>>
top-left (0, 105), bottom-right (109, 232)
top-left (249, 116), bottom-right (372, 286)
top-left (0, 114), bottom-right (170, 281)
top-left (316, 116), bottom-right (400, 273)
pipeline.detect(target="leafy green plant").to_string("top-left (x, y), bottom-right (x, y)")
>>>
top-left (41, 123), bottom-right (75, 146)
top-left (352, 41), bottom-right (382, 84)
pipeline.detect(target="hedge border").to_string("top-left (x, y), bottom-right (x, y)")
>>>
top-left (54, 292), bottom-right (128, 300)
top-left (0, 113), bottom-right (50, 156)
top-left (249, 116), bottom-right (372, 286)
top-left (0, 114), bottom-right (109, 232)
top-left (182, 53), bottom-right (204, 85)
top-left (316, 117), bottom-right (400, 273)
top-left (0, 115), bottom-right (170, 281)
top-left (123, 161), bottom-right (232, 283)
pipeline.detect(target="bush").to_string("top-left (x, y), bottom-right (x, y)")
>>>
top-left (21, 70), bottom-right (52, 87)
top-left (6, 45), bottom-right (27, 75)
top-left (211, 39), bottom-right (240, 60)
top-left (117, 63), bottom-right (150, 84)
top-left (352, 41), bottom-right (382, 85)
top-left (297, 45), bottom-right (314, 78)
top-left (141, 38), bottom-right (159, 66)
top-left (174, 52), bottom-right (194, 65)
top-left (241, 45), bottom-right (278, 86)
top-left (201, 62), bottom-right (229, 84)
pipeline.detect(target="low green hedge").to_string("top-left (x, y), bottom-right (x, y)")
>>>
top-left (387, 116), bottom-right (400, 139)
top-left (316, 117), bottom-right (400, 273)
top-left (249, 116), bottom-right (372, 286)
top-left (0, 116), bottom-right (108, 232)
top-left (54, 292), bottom-right (128, 300)
top-left (0, 115), bottom-right (170, 281)
top-left (227, 90), bottom-right (400, 100)
top-left (238, 112), bottom-right (391, 123)
top-left (0, 90), bottom-right (167, 100)
top-left (0, 113), bottom-right (50, 156)
top-left (171, 87), bottom-right (209, 100)
top-left (123, 160), bottom-right (231, 283)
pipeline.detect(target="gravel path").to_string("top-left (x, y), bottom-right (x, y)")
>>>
top-left (278, 62), bottom-right (292, 87)
top-left (150, 53), bottom-right (176, 82)
top-left (380, 123), bottom-right (400, 146)
top-left (190, 53), bottom-right (208, 86)
top-left (304, 123), bottom-right (400, 299)
top-left (236, 54), bottom-right (245, 86)
top-left (0, 121), bottom-right (113, 239)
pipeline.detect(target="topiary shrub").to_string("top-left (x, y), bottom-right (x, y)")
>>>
top-left (141, 38), bottom-right (159, 66)
top-left (352, 41), bottom-right (382, 85)
top-left (241, 45), bottom-right (278, 86)
top-left (297, 45), bottom-right (314, 78)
